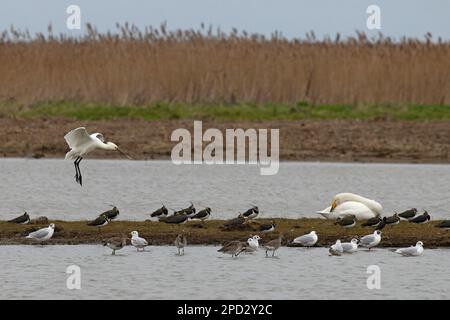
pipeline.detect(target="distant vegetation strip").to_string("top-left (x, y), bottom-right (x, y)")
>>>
top-left (3, 102), bottom-right (450, 121)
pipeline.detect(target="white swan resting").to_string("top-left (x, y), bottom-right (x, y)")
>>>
top-left (316, 193), bottom-right (382, 220)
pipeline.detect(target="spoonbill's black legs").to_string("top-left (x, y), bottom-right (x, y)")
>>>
top-left (73, 156), bottom-right (83, 186)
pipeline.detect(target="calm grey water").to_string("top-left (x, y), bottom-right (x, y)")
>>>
top-left (0, 158), bottom-right (450, 220)
top-left (1, 245), bottom-right (449, 300)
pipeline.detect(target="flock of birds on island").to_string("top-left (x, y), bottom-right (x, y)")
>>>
top-left (3, 128), bottom-right (450, 259)
top-left (7, 193), bottom-right (450, 258)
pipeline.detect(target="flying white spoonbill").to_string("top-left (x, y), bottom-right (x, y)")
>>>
top-left (316, 193), bottom-right (382, 220)
top-left (64, 127), bottom-right (132, 185)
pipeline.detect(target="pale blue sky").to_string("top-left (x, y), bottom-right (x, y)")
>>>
top-left (1, 0), bottom-right (449, 40)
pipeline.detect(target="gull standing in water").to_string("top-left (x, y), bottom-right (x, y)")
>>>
top-left (358, 230), bottom-right (382, 250)
top-left (246, 235), bottom-right (262, 252)
top-left (394, 241), bottom-right (424, 257)
top-left (341, 238), bottom-right (359, 253)
top-left (292, 231), bottom-right (318, 247)
top-left (130, 231), bottom-right (148, 251)
top-left (329, 240), bottom-right (344, 256)
top-left (64, 127), bottom-right (132, 186)
top-left (25, 224), bottom-right (55, 243)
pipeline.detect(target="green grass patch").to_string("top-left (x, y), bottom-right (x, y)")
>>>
top-left (2, 101), bottom-right (450, 121)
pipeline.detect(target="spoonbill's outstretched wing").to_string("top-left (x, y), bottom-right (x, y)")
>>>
top-left (64, 127), bottom-right (92, 149)
top-left (91, 133), bottom-right (105, 142)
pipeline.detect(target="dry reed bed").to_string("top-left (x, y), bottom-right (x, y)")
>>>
top-left (0, 25), bottom-right (450, 107)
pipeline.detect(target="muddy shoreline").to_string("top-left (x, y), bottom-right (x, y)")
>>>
top-left (1, 219), bottom-right (449, 248)
top-left (1, 118), bottom-right (450, 162)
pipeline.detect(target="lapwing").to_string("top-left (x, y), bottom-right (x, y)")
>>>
top-left (334, 215), bottom-right (356, 228)
top-left (87, 215), bottom-right (109, 231)
top-left (409, 211), bottom-right (431, 224)
top-left (100, 206), bottom-right (119, 221)
top-left (259, 221), bottom-right (275, 233)
top-left (397, 208), bottom-right (418, 220)
top-left (242, 206), bottom-right (259, 219)
top-left (103, 237), bottom-right (127, 255)
top-left (385, 213), bottom-right (400, 225)
top-left (436, 220), bottom-right (450, 229)
top-left (190, 207), bottom-right (211, 222)
top-left (8, 212), bottom-right (31, 224)
top-left (130, 231), bottom-right (148, 251)
top-left (159, 213), bottom-right (189, 224)
top-left (361, 216), bottom-right (382, 227)
top-left (373, 217), bottom-right (387, 230)
top-left (174, 202), bottom-right (196, 217)
top-left (150, 205), bottom-right (168, 218)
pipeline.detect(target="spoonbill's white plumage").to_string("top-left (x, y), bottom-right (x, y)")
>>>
top-left (130, 231), bottom-right (148, 251)
top-left (317, 193), bottom-right (382, 220)
top-left (64, 127), bottom-right (132, 186)
top-left (394, 241), bottom-right (424, 257)
top-left (26, 223), bottom-right (55, 242)
top-left (293, 231), bottom-right (318, 247)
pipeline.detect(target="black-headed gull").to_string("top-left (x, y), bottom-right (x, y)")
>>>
top-left (329, 239), bottom-right (343, 256)
top-left (358, 230), bottom-right (382, 250)
top-left (292, 231), bottom-right (318, 247)
top-left (394, 241), bottom-right (424, 257)
top-left (130, 231), bottom-right (148, 251)
top-left (341, 238), bottom-right (358, 253)
top-left (26, 223), bottom-right (55, 242)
